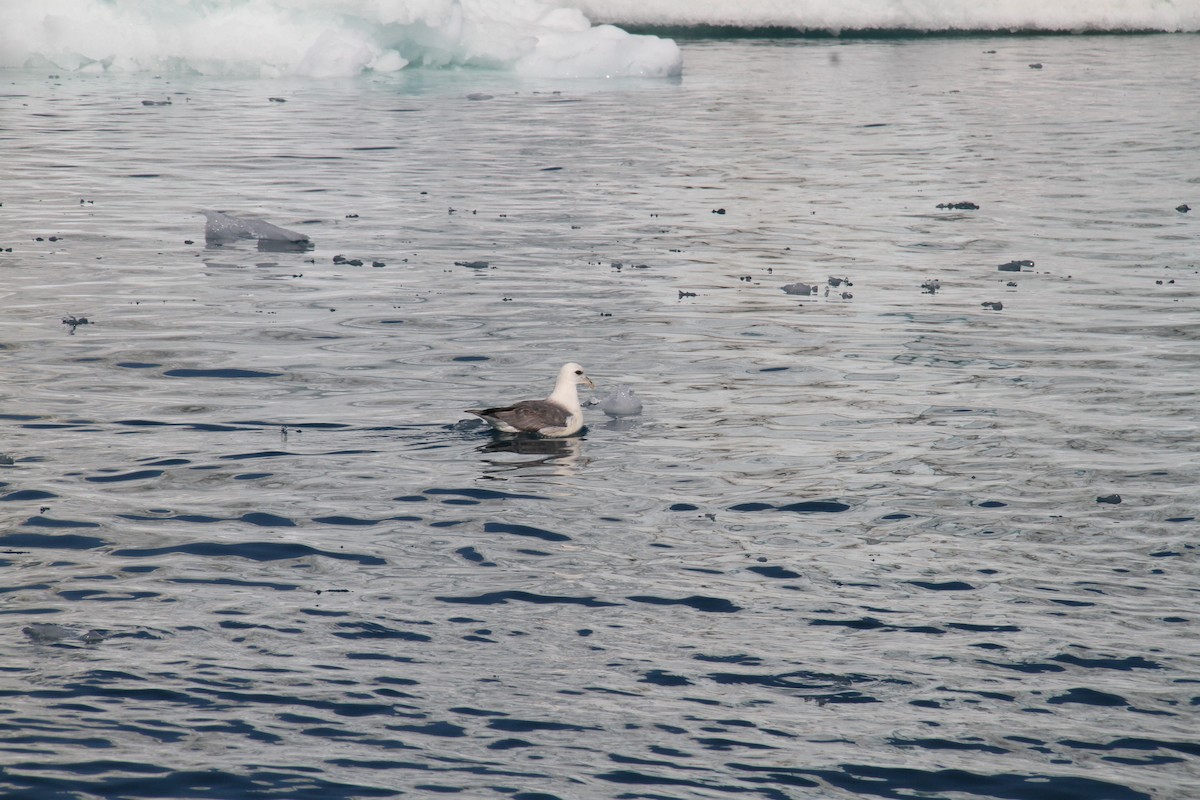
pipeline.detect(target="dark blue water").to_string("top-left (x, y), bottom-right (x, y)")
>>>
top-left (2, 34), bottom-right (1198, 800)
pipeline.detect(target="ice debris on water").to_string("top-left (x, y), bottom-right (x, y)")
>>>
top-left (936, 201), bottom-right (979, 210)
top-left (998, 259), bottom-right (1034, 272)
top-left (588, 385), bottom-right (643, 418)
top-left (203, 210), bottom-right (310, 244)
top-left (921, 279), bottom-right (941, 294)
top-left (780, 279), bottom-right (856, 301)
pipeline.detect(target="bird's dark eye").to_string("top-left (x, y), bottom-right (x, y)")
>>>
top-left (574, 370), bottom-right (583, 375)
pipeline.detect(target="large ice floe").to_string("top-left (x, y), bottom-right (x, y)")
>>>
top-left (0, 0), bottom-right (683, 78)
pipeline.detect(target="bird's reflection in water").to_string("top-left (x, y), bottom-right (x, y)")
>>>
top-left (477, 434), bottom-right (586, 474)
top-left (600, 417), bottom-right (641, 433)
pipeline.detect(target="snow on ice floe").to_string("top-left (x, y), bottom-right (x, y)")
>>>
top-left (1, 0), bottom-right (682, 79)
top-left (572, 0), bottom-right (1199, 33)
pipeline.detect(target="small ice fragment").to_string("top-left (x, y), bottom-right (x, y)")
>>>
top-left (203, 211), bottom-right (309, 244)
top-left (589, 385), bottom-right (643, 418)
top-left (455, 260), bottom-right (490, 269)
top-left (781, 283), bottom-right (815, 296)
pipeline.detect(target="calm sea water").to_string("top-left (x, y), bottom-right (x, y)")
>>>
top-left (2, 34), bottom-right (1198, 800)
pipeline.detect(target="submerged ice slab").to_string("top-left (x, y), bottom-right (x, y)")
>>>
top-left (203, 211), bottom-right (309, 244)
top-left (23, 622), bottom-right (106, 644)
top-left (2, 0), bottom-right (682, 79)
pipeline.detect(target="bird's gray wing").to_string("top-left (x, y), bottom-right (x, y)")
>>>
top-left (475, 399), bottom-right (570, 432)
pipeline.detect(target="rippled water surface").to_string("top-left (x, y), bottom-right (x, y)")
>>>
top-left (2, 35), bottom-right (1198, 800)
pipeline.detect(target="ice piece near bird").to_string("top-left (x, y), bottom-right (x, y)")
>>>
top-left (588, 384), bottom-right (643, 418)
top-left (203, 210), bottom-right (309, 244)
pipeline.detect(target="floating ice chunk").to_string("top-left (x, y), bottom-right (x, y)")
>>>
top-left (781, 282), bottom-right (815, 296)
top-left (515, 22), bottom-right (682, 78)
top-left (371, 50), bottom-right (409, 73)
top-left (296, 29), bottom-right (380, 78)
top-left (203, 211), bottom-right (309, 244)
top-left (589, 384), bottom-right (643, 417)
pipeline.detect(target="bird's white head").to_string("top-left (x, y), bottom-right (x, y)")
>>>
top-left (559, 362), bottom-right (595, 391)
